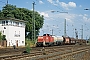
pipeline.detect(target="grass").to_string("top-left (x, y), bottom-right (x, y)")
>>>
top-left (25, 39), bottom-right (36, 47)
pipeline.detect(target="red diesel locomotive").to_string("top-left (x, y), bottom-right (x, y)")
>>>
top-left (36, 34), bottom-right (54, 46)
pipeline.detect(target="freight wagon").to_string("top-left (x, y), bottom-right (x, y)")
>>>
top-left (52, 36), bottom-right (64, 45)
top-left (75, 39), bottom-right (86, 45)
top-left (63, 37), bottom-right (76, 45)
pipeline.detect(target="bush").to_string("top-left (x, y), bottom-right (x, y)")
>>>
top-left (0, 32), bottom-right (2, 41)
top-left (0, 32), bottom-right (6, 41)
top-left (25, 39), bottom-right (36, 47)
top-left (2, 35), bottom-right (6, 40)
top-left (26, 44), bottom-right (31, 53)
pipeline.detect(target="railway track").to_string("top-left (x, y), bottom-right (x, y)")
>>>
top-left (0, 51), bottom-right (42, 60)
top-left (0, 45), bottom-right (90, 60)
top-left (30, 45), bottom-right (90, 60)
top-left (0, 45), bottom-right (74, 56)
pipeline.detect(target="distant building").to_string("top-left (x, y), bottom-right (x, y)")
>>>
top-left (0, 18), bottom-right (26, 47)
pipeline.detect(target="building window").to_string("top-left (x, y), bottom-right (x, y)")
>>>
top-left (12, 21), bottom-right (14, 26)
top-left (11, 21), bottom-right (13, 26)
top-left (14, 31), bottom-right (20, 37)
top-left (11, 40), bottom-right (12, 43)
top-left (22, 23), bottom-right (25, 27)
top-left (2, 21), bottom-right (5, 25)
top-left (4, 27), bottom-right (6, 29)
top-left (13, 22), bottom-right (16, 26)
top-left (3, 30), bottom-right (4, 34)
top-left (15, 31), bottom-right (16, 34)
top-left (19, 31), bottom-right (20, 34)
top-left (20, 23), bottom-right (22, 27)
top-left (15, 22), bottom-right (19, 26)
top-left (19, 40), bottom-right (20, 43)
top-left (15, 35), bottom-right (20, 37)
top-left (6, 20), bottom-right (8, 25)
top-left (0, 21), bottom-right (1, 24)
top-left (8, 20), bottom-right (11, 25)
top-left (22, 41), bottom-right (24, 44)
top-left (17, 22), bottom-right (19, 26)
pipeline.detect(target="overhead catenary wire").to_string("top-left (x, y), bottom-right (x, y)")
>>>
top-left (0, 1), bottom-right (5, 3)
top-left (35, 0), bottom-right (90, 39)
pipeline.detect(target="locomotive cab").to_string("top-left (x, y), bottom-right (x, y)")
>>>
top-left (36, 36), bottom-right (43, 46)
top-left (43, 34), bottom-right (54, 46)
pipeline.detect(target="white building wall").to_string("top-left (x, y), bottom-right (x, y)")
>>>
top-left (0, 26), bottom-right (25, 47)
top-left (0, 19), bottom-right (25, 47)
top-left (8, 26), bottom-right (25, 46)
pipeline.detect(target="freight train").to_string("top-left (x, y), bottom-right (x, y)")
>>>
top-left (36, 34), bottom-right (87, 46)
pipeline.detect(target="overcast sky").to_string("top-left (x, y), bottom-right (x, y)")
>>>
top-left (0, 0), bottom-right (90, 39)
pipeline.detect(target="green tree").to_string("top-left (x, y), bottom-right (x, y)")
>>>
top-left (0, 4), bottom-right (44, 40)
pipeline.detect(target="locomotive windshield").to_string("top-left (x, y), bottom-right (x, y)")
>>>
top-left (43, 34), bottom-right (50, 36)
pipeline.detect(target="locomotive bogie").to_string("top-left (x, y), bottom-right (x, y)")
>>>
top-left (36, 42), bottom-right (43, 47)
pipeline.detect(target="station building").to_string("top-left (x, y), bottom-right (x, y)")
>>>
top-left (0, 18), bottom-right (26, 47)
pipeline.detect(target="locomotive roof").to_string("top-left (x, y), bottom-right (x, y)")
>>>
top-left (43, 34), bottom-right (50, 36)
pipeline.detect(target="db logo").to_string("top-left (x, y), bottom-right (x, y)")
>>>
top-left (46, 37), bottom-right (48, 39)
